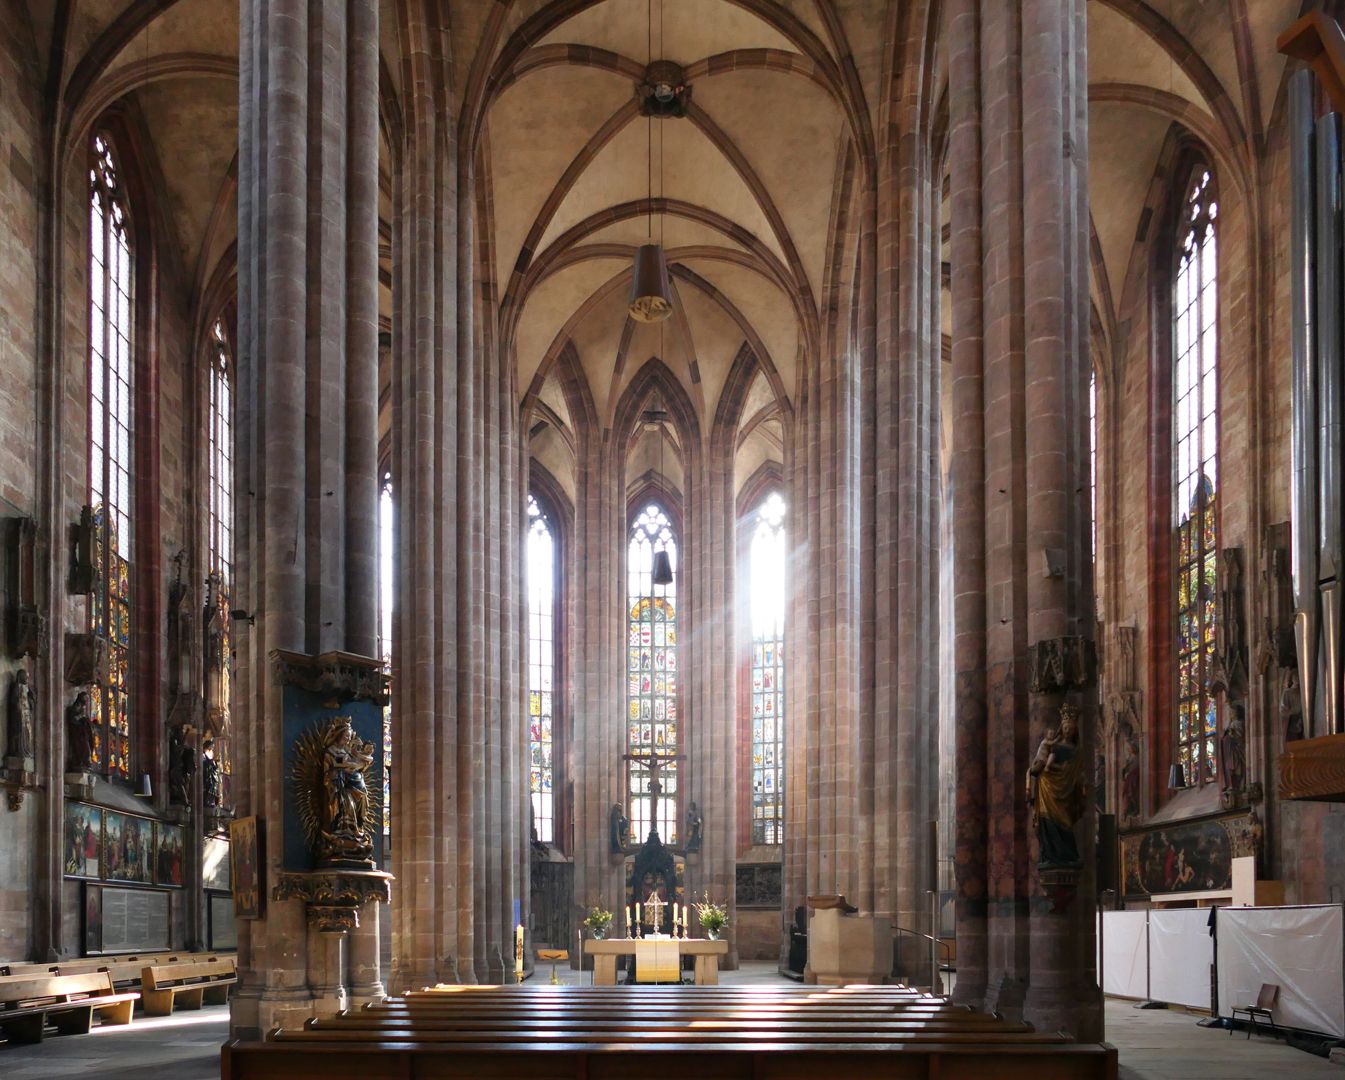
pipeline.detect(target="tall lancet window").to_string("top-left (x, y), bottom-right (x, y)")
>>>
top-left (379, 469), bottom-right (394, 835)
top-left (1089, 370), bottom-right (1097, 561)
top-left (1173, 165), bottom-right (1219, 786)
top-left (749, 491), bottom-right (786, 845)
top-left (627, 502), bottom-right (679, 845)
top-left (88, 132), bottom-right (134, 778)
top-left (526, 495), bottom-right (557, 843)
top-left (205, 319), bottom-right (234, 800)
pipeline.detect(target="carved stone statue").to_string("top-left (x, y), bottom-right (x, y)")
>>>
top-left (201, 735), bottom-right (222, 808)
top-left (1219, 701), bottom-right (1247, 801)
top-left (168, 724), bottom-right (197, 806)
top-left (1211, 547), bottom-right (1249, 700)
top-left (7, 668), bottom-right (35, 761)
top-left (65, 691), bottom-right (95, 773)
top-left (1119, 724), bottom-right (1141, 823)
top-left (1281, 668), bottom-right (1305, 744)
top-left (1026, 703), bottom-right (1085, 869)
top-left (290, 716), bottom-right (377, 868)
top-left (609, 802), bottom-right (630, 854)
top-left (685, 800), bottom-right (703, 852)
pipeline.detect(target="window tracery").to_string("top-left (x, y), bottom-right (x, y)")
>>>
top-left (1173, 165), bottom-right (1220, 786)
top-left (627, 502), bottom-right (678, 844)
top-left (88, 132), bottom-right (134, 779)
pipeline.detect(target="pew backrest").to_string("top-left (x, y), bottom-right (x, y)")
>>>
top-left (0, 970), bottom-right (120, 1008)
top-left (143, 956), bottom-right (237, 990)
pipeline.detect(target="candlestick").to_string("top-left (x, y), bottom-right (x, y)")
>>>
top-left (627, 905), bottom-right (632, 937)
top-left (673, 902), bottom-right (679, 936)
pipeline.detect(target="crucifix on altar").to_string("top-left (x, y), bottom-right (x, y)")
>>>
top-left (622, 745), bottom-right (682, 846)
top-left (621, 746), bottom-right (685, 939)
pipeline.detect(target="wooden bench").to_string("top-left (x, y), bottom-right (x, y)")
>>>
top-left (1, 950), bottom-right (237, 985)
top-left (0, 971), bottom-right (139, 1043)
top-left (142, 956), bottom-right (237, 1015)
top-left (222, 983), bottom-right (1118, 1080)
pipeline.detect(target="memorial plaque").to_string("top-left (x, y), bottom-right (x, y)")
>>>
top-left (84, 883), bottom-right (170, 954)
top-left (208, 892), bottom-right (237, 950)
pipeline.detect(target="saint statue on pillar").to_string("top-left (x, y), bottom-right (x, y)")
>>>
top-left (291, 715), bottom-right (378, 868)
top-left (1027, 703), bottom-right (1085, 869)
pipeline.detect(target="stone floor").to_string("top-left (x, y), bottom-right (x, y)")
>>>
top-left (0, 972), bottom-right (1339, 1079)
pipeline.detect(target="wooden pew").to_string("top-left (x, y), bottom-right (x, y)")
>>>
top-left (222, 983), bottom-right (1119, 1080)
top-left (141, 956), bottom-right (237, 1015)
top-left (1, 950), bottom-right (238, 985)
top-left (0, 971), bottom-right (139, 1044)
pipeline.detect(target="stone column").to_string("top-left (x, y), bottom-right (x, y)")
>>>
top-left (387, 3), bottom-right (526, 990)
top-left (947, 0), bottom-right (989, 1010)
top-left (567, 400), bottom-right (625, 965)
top-left (232, 0), bottom-right (383, 1035)
top-left (870, 9), bottom-right (943, 977)
top-left (688, 399), bottom-right (736, 965)
top-left (947, 0), bottom-right (1100, 1040)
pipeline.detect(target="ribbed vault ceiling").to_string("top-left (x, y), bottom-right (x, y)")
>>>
top-left (18, 0), bottom-right (1312, 500)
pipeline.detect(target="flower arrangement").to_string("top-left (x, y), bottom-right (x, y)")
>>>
top-left (583, 905), bottom-right (614, 939)
top-left (694, 893), bottom-right (728, 939)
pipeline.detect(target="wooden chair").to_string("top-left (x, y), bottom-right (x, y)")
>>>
top-left (1229, 983), bottom-right (1279, 1039)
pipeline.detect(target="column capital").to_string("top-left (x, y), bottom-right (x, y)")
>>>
top-left (270, 649), bottom-right (389, 705)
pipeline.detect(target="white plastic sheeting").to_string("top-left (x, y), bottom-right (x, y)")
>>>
top-left (1148, 908), bottom-right (1212, 1009)
top-left (1216, 905), bottom-right (1345, 1037)
top-left (1100, 910), bottom-right (1149, 999)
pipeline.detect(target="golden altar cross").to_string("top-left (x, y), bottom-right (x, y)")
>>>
top-left (643, 889), bottom-right (667, 933)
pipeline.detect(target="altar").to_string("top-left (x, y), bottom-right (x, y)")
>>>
top-left (583, 937), bottom-right (729, 985)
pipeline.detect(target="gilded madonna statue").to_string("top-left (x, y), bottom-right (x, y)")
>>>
top-left (290, 715), bottom-right (378, 869)
top-left (1027, 703), bottom-right (1086, 870)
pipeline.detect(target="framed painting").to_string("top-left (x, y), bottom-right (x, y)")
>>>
top-left (230, 815), bottom-right (263, 918)
top-left (1120, 811), bottom-right (1259, 898)
top-left (64, 801), bottom-right (102, 879)
top-left (155, 822), bottom-right (185, 887)
top-left (203, 835), bottom-right (231, 892)
top-left (103, 811), bottom-right (153, 884)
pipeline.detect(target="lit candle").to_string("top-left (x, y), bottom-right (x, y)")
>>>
top-left (635, 902), bottom-right (641, 928)
top-left (673, 902), bottom-right (679, 934)
top-left (626, 905), bottom-right (632, 937)
top-left (683, 906), bottom-right (689, 936)
top-left (515, 924), bottom-right (524, 980)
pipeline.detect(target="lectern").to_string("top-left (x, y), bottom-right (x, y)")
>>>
top-left (806, 895), bottom-right (892, 985)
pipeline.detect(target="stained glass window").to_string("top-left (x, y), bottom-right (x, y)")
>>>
top-left (1173, 165), bottom-right (1219, 787)
top-left (206, 320), bottom-right (233, 798)
top-left (526, 496), bottom-right (556, 843)
top-left (748, 491), bottom-right (786, 845)
top-left (88, 132), bottom-right (133, 779)
top-left (627, 502), bottom-right (678, 845)
top-left (379, 470), bottom-right (393, 836)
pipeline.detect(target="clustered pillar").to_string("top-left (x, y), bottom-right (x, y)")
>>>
top-left (232, 0), bottom-right (383, 1034)
top-left (780, 20), bottom-right (943, 978)
top-left (386, 5), bottom-right (526, 991)
top-left (947, 0), bottom-right (1101, 1040)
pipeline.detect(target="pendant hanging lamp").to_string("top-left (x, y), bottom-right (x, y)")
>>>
top-left (629, 243), bottom-right (673, 323)
top-left (629, 0), bottom-right (673, 324)
top-left (652, 547), bottom-right (674, 586)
